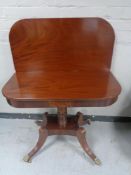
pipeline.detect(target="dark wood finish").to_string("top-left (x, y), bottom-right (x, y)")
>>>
top-left (2, 18), bottom-right (121, 107)
top-left (3, 70), bottom-right (120, 107)
top-left (2, 18), bottom-right (121, 165)
top-left (58, 107), bottom-right (67, 128)
top-left (10, 18), bottom-right (114, 72)
top-left (23, 112), bottom-right (48, 163)
top-left (23, 111), bottom-right (101, 165)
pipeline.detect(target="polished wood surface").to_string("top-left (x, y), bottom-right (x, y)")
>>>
top-left (23, 111), bottom-right (101, 165)
top-left (2, 18), bottom-right (121, 165)
top-left (2, 18), bottom-right (121, 107)
top-left (9, 18), bottom-right (114, 72)
top-left (3, 69), bottom-right (121, 107)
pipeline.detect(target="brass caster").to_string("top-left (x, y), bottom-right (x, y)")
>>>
top-left (23, 155), bottom-right (32, 163)
top-left (94, 158), bottom-right (102, 166)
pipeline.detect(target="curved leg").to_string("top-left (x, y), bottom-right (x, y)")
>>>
top-left (23, 128), bottom-right (48, 163)
top-left (76, 127), bottom-right (101, 165)
top-left (23, 113), bottom-right (48, 163)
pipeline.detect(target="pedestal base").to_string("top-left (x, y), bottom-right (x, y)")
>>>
top-left (23, 108), bottom-right (101, 165)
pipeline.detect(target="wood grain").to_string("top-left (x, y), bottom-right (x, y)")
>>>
top-left (2, 18), bottom-right (121, 107)
top-left (9, 18), bottom-right (114, 72)
top-left (3, 18), bottom-right (121, 164)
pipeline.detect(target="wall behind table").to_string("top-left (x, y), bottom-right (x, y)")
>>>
top-left (0, 0), bottom-right (131, 116)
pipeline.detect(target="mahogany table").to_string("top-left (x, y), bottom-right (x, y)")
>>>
top-left (2, 18), bottom-right (121, 165)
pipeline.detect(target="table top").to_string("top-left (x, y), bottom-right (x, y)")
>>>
top-left (3, 68), bottom-right (121, 107)
top-left (2, 18), bottom-right (121, 107)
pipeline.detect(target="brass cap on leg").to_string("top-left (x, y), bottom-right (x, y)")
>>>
top-left (23, 154), bottom-right (32, 163)
top-left (94, 157), bottom-right (102, 165)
